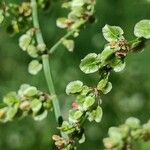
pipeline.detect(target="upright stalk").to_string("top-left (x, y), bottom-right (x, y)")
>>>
top-left (42, 54), bottom-right (61, 123)
top-left (31, 0), bottom-right (44, 44)
top-left (31, 0), bottom-right (62, 125)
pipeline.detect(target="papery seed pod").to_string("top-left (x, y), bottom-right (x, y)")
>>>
top-left (19, 101), bottom-right (31, 111)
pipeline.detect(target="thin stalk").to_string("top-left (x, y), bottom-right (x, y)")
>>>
top-left (31, 0), bottom-right (62, 125)
top-left (49, 20), bottom-right (86, 54)
top-left (31, 0), bottom-right (44, 44)
top-left (42, 54), bottom-right (61, 123)
top-left (49, 30), bottom-right (74, 54)
top-left (48, 4), bottom-right (95, 54)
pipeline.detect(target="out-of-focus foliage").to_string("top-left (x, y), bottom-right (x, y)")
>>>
top-left (0, 84), bottom-right (52, 122)
top-left (0, 0), bottom-right (150, 150)
top-left (103, 117), bottom-right (150, 150)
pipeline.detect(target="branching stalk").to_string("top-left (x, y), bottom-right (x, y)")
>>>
top-left (49, 20), bottom-right (86, 54)
top-left (31, 0), bottom-right (62, 126)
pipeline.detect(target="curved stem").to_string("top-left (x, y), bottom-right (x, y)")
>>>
top-left (31, 0), bottom-right (62, 126)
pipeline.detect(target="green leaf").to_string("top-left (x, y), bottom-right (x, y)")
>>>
top-left (31, 99), bottom-right (42, 113)
top-left (19, 34), bottom-right (32, 51)
top-left (62, 2), bottom-right (71, 9)
top-left (18, 84), bottom-right (30, 96)
top-left (134, 20), bottom-right (150, 39)
top-left (18, 84), bottom-right (38, 97)
top-left (95, 106), bottom-right (103, 123)
top-left (74, 110), bottom-right (83, 120)
top-left (83, 96), bottom-right (95, 110)
top-left (68, 7), bottom-right (83, 21)
top-left (3, 92), bottom-right (19, 106)
top-left (125, 117), bottom-right (141, 129)
top-left (129, 38), bottom-right (146, 52)
top-left (97, 78), bottom-right (112, 94)
top-left (110, 58), bottom-right (126, 72)
top-left (103, 137), bottom-right (120, 149)
top-left (56, 18), bottom-right (68, 28)
top-left (88, 106), bottom-right (103, 123)
top-left (76, 95), bottom-right (86, 106)
top-left (34, 110), bottom-right (48, 121)
top-left (119, 125), bottom-right (129, 138)
top-left (6, 107), bottom-right (18, 120)
top-left (100, 47), bottom-right (115, 63)
top-left (80, 53), bottom-right (99, 74)
top-left (43, 100), bottom-right (52, 110)
top-left (79, 134), bottom-right (86, 144)
top-left (69, 110), bottom-right (83, 123)
top-left (0, 10), bottom-right (4, 24)
top-left (63, 39), bottom-right (75, 52)
top-left (131, 129), bottom-right (143, 140)
top-left (143, 120), bottom-right (150, 133)
top-left (28, 60), bottom-right (42, 75)
top-left (103, 82), bottom-right (112, 94)
top-left (114, 62), bottom-right (126, 72)
top-left (27, 45), bottom-right (38, 58)
top-left (102, 25), bottom-right (124, 42)
top-left (23, 86), bottom-right (38, 97)
top-left (66, 80), bottom-right (83, 95)
top-left (37, 43), bottom-right (46, 52)
top-left (97, 79), bottom-right (108, 91)
top-left (59, 121), bottom-right (75, 134)
top-left (80, 85), bottom-right (91, 96)
top-left (108, 127), bottom-right (123, 140)
top-left (71, 0), bottom-right (84, 7)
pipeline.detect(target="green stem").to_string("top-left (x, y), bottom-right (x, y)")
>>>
top-left (49, 20), bottom-right (86, 54)
top-left (48, 2), bottom-right (96, 54)
top-left (49, 31), bottom-right (74, 54)
top-left (31, 0), bottom-right (62, 125)
top-left (31, 0), bottom-right (44, 44)
top-left (42, 54), bottom-right (61, 123)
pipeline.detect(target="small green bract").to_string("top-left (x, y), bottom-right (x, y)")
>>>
top-left (134, 20), bottom-right (150, 39)
top-left (0, 10), bottom-right (4, 24)
top-left (31, 99), bottom-right (42, 113)
top-left (63, 39), bottom-right (75, 52)
top-left (19, 34), bottom-right (32, 51)
top-left (27, 45), bottom-right (38, 58)
top-left (125, 117), bottom-right (141, 129)
top-left (28, 60), bottom-right (43, 75)
top-left (102, 25), bottom-right (124, 42)
top-left (66, 80), bottom-right (83, 95)
top-left (80, 53), bottom-right (99, 74)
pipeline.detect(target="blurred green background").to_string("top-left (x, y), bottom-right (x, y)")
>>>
top-left (0, 0), bottom-right (150, 149)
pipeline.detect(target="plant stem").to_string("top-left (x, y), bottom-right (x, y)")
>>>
top-left (31, 0), bottom-right (62, 125)
top-left (48, 3), bottom-right (95, 54)
top-left (49, 30), bottom-right (74, 54)
top-left (31, 0), bottom-right (44, 44)
top-left (42, 54), bottom-right (61, 123)
top-left (49, 20), bottom-right (85, 54)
